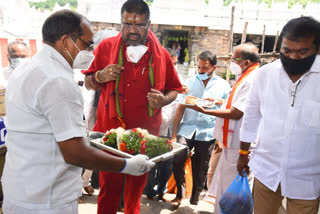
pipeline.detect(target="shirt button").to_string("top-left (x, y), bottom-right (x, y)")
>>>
top-left (124, 99), bottom-right (127, 102)
top-left (127, 83), bottom-right (130, 87)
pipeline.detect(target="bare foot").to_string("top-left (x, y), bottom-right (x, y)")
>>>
top-left (157, 194), bottom-right (170, 202)
top-left (78, 196), bottom-right (83, 203)
top-left (84, 185), bottom-right (94, 196)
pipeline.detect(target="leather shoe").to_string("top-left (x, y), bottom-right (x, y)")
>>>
top-left (170, 197), bottom-right (181, 210)
top-left (190, 199), bottom-right (198, 205)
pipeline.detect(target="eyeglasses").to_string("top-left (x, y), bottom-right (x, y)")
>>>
top-left (231, 58), bottom-right (243, 63)
top-left (121, 22), bottom-right (149, 31)
top-left (68, 33), bottom-right (94, 51)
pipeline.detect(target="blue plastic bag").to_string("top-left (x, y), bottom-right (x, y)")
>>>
top-left (219, 172), bottom-right (253, 214)
top-left (0, 117), bottom-right (6, 147)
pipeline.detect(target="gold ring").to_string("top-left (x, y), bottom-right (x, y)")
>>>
top-left (155, 99), bottom-right (158, 103)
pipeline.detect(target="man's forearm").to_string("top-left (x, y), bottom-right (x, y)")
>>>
top-left (84, 73), bottom-right (99, 91)
top-left (171, 104), bottom-right (185, 139)
top-left (203, 107), bottom-right (243, 120)
top-left (58, 137), bottom-right (125, 172)
top-left (240, 141), bottom-right (251, 151)
top-left (164, 90), bottom-right (178, 106)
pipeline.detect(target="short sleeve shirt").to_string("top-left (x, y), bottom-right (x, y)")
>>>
top-left (2, 45), bottom-right (85, 209)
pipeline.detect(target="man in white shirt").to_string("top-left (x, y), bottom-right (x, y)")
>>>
top-left (237, 16), bottom-right (320, 214)
top-left (189, 43), bottom-right (260, 214)
top-left (0, 41), bottom-right (30, 89)
top-left (0, 40), bottom-right (30, 209)
top-left (2, 9), bottom-right (154, 214)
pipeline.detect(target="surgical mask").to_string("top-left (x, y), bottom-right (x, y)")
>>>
top-left (126, 45), bottom-right (148, 63)
top-left (280, 53), bottom-right (316, 76)
top-left (10, 57), bottom-right (29, 70)
top-left (197, 72), bottom-right (212, 80)
top-left (66, 39), bottom-right (95, 70)
top-left (229, 61), bottom-right (242, 76)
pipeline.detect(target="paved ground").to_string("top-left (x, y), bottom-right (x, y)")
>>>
top-left (79, 188), bottom-right (214, 214)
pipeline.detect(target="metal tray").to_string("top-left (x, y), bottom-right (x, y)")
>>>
top-left (90, 135), bottom-right (186, 163)
top-left (179, 99), bottom-right (217, 108)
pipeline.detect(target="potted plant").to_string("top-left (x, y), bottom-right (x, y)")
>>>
top-left (184, 48), bottom-right (189, 66)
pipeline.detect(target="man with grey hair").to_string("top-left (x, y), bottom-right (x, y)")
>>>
top-left (0, 41), bottom-right (30, 88)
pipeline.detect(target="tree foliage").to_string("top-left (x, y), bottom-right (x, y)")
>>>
top-left (224, 0), bottom-right (320, 8)
top-left (145, 0), bottom-right (154, 5)
top-left (29, 0), bottom-right (78, 11)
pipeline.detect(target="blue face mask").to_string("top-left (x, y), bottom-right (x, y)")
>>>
top-left (197, 72), bottom-right (212, 80)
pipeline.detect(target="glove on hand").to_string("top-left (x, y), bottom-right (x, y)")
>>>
top-left (121, 154), bottom-right (155, 176)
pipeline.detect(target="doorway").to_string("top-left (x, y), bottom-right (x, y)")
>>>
top-left (162, 30), bottom-right (189, 64)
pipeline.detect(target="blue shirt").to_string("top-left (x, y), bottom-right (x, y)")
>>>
top-left (178, 74), bottom-right (230, 141)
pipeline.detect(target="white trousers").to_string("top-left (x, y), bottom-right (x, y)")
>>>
top-left (3, 199), bottom-right (78, 214)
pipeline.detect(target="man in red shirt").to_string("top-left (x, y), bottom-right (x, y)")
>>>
top-left (82, 1), bottom-right (182, 213)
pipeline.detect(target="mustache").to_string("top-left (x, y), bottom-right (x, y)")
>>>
top-left (128, 33), bottom-right (140, 37)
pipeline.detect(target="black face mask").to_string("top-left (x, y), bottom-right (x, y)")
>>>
top-left (280, 53), bottom-right (316, 75)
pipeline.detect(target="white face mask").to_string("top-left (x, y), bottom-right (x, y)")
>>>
top-left (66, 39), bottom-right (95, 70)
top-left (10, 57), bottom-right (29, 70)
top-left (126, 45), bottom-right (148, 63)
top-left (229, 62), bottom-right (242, 76)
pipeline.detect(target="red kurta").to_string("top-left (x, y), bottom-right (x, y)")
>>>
top-left (82, 32), bottom-right (182, 214)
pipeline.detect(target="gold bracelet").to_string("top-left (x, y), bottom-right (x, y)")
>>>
top-left (90, 73), bottom-right (102, 87)
top-left (239, 149), bottom-right (249, 156)
top-left (95, 70), bottom-right (104, 84)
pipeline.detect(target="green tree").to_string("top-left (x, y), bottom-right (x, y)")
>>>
top-left (29, 0), bottom-right (78, 11)
top-left (145, 0), bottom-right (154, 5)
top-left (184, 48), bottom-right (190, 63)
top-left (223, 0), bottom-right (320, 8)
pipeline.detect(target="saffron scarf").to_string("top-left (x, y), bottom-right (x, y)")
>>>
top-left (222, 63), bottom-right (260, 148)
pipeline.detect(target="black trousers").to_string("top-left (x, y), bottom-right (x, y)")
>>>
top-left (173, 135), bottom-right (215, 202)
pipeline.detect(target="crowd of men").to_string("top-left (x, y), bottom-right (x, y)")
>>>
top-left (0, 0), bottom-right (319, 214)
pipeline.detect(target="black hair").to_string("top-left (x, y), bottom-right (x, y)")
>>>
top-left (42, 9), bottom-right (89, 44)
top-left (166, 48), bottom-right (177, 57)
top-left (121, 0), bottom-right (150, 22)
top-left (240, 43), bottom-right (261, 63)
top-left (197, 50), bottom-right (217, 66)
top-left (7, 41), bottom-right (29, 54)
top-left (280, 16), bottom-right (320, 49)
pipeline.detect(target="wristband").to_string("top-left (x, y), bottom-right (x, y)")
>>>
top-left (95, 70), bottom-right (104, 83)
top-left (239, 149), bottom-right (249, 156)
top-left (118, 158), bottom-right (127, 173)
top-left (90, 72), bottom-right (103, 87)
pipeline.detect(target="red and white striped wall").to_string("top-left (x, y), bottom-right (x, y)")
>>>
top-left (0, 38), bottom-right (43, 68)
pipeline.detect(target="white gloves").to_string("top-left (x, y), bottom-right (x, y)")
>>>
top-left (121, 154), bottom-right (155, 176)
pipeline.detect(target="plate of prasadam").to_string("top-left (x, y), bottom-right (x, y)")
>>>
top-left (180, 95), bottom-right (224, 108)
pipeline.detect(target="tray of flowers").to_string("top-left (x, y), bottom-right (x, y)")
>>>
top-left (89, 127), bottom-right (186, 162)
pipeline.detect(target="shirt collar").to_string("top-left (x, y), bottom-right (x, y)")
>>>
top-left (309, 55), bottom-right (320, 73)
top-left (43, 44), bottom-right (73, 74)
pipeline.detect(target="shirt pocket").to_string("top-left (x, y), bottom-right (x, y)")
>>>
top-left (301, 100), bottom-right (320, 132)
